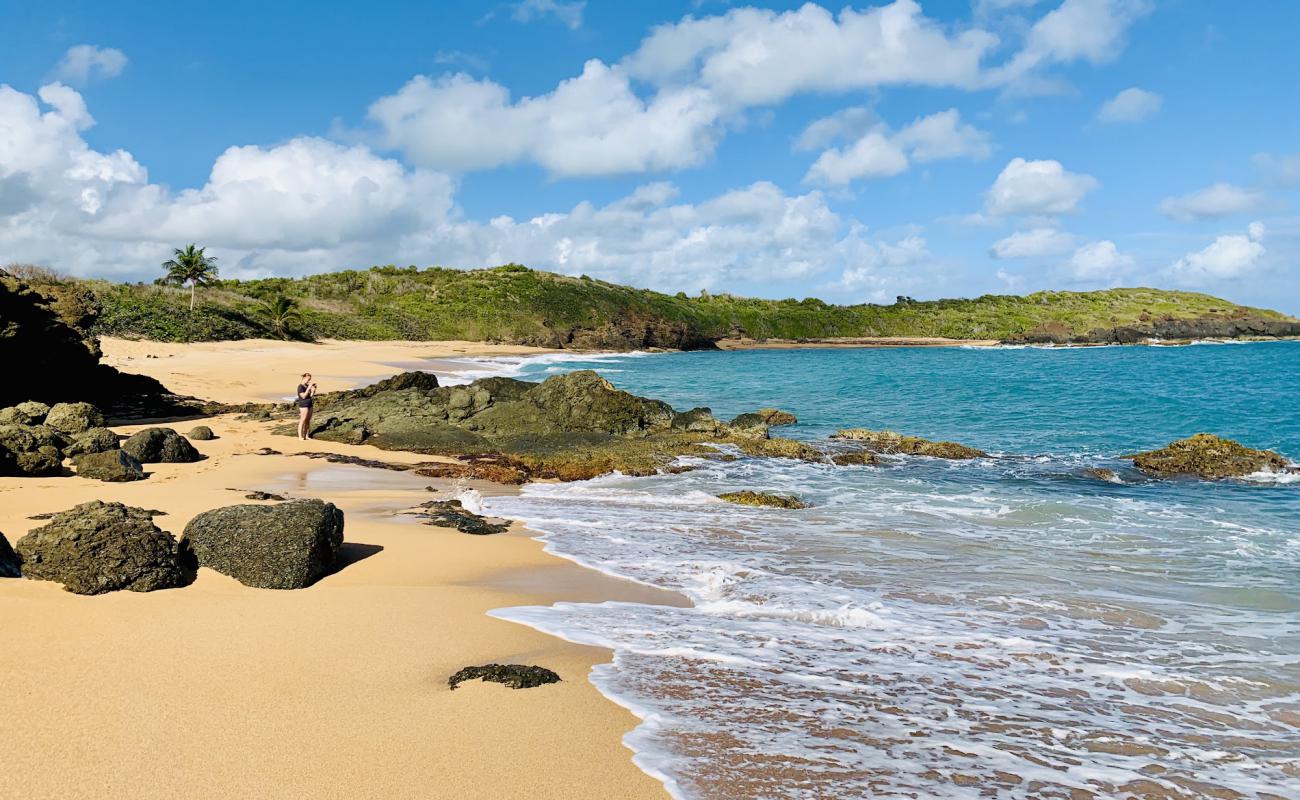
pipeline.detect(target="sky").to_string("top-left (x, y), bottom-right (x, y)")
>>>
top-left (1, 0), bottom-right (1298, 313)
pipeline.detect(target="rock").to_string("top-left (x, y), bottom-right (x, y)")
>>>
top-left (0, 423), bottom-right (67, 476)
top-left (43, 402), bottom-right (105, 434)
top-left (1127, 434), bottom-right (1290, 479)
top-left (412, 500), bottom-right (510, 535)
top-left (448, 664), bottom-right (561, 690)
top-left (726, 412), bottom-right (771, 439)
top-left (833, 429), bottom-right (988, 459)
top-left (121, 427), bottom-right (202, 463)
top-left (15, 501), bottom-right (189, 594)
top-left (228, 489), bottom-right (288, 501)
top-left (181, 499), bottom-right (345, 589)
top-left (672, 407), bottom-right (723, 433)
top-left (413, 457), bottom-right (531, 485)
top-left (74, 449), bottom-right (146, 482)
top-left (717, 491), bottom-right (810, 509)
top-left (756, 408), bottom-right (798, 426)
top-left (0, 531), bottom-right (20, 578)
top-left (1085, 467), bottom-right (1121, 483)
top-left (65, 426), bottom-right (120, 456)
top-left (831, 450), bottom-right (880, 466)
top-left (187, 425), bottom-right (216, 440)
top-left (0, 401), bottom-right (51, 426)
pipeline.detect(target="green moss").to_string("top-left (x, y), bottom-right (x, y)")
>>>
top-left (717, 491), bottom-right (810, 509)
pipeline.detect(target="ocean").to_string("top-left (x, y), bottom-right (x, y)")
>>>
top-left (457, 342), bottom-right (1300, 799)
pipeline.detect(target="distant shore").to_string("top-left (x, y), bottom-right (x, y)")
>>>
top-left (715, 336), bottom-right (1001, 349)
top-left (1, 339), bottom-right (674, 799)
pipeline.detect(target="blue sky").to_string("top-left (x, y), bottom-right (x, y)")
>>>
top-left (1, 1), bottom-right (1298, 313)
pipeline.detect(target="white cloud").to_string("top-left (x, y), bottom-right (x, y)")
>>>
top-left (984, 157), bottom-right (1099, 216)
top-left (510, 0), bottom-right (585, 30)
top-left (993, 0), bottom-right (1150, 89)
top-left (804, 108), bottom-right (991, 185)
top-left (1252, 152), bottom-right (1300, 187)
top-left (794, 106), bottom-right (875, 152)
top-left (990, 227), bottom-right (1076, 258)
top-left (1096, 87), bottom-right (1162, 123)
top-left (51, 45), bottom-right (128, 85)
top-left (1169, 223), bottom-right (1267, 282)
top-left (1158, 183), bottom-right (1266, 223)
top-left (1067, 239), bottom-right (1133, 282)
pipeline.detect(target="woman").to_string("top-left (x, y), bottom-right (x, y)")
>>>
top-left (296, 373), bottom-right (317, 440)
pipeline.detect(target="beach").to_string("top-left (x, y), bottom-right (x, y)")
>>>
top-left (0, 338), bottom-right (676, 799)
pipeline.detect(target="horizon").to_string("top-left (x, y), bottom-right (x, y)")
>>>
top-left (2, 1), bottom-right (1298, 314)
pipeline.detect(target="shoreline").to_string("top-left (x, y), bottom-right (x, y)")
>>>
top-left (0, 342), bottom-right (677, 799)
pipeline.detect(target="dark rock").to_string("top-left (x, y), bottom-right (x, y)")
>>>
top-left (755, 408), bottom-right (798, 426)
top-left (0, 423), bottom-right (67, 476)
top-left (412, 499), bottom-right (509, 535)
top-left (121, 427), bottom-right (202, 463)
top-left (228, 489), bottom-right (288, 501)
top-left (672, 407), bottom-right (723, 433)
top-left (15, 501), bottom-right (189, 594)
top-left (44, 402), bottom-right (105, 435)
top-left (1084, 467), bottom-right (1121, 483)
top-left (74, 449), bottom-right (146, 482)
top-left (726, 412), bottom-right (771, 439)
top-left (180, 499), bottom-right (345, 589)
top-left (0, 531), bottom-right (20, 578)
top-left (833, 429), bottom-right (988, 459)
top-left (64, 426), bottom-right (120, 456)
top-left (831, 450), bottom-right (880, 466)
top-left (252, 447), bottom-right (281, 455)
top-left (1127, 434), bottom-right (1290, 480)
top-left (717, 491), bottom-right (810, 509)
top-left (0, 401), bottom-right (51, 426)
top-left (413, 457), bottom-right (531, 485)
top-left (187, 425), bottom-right (216, 441)
top-left (448, 663), bottom-right (561, 690)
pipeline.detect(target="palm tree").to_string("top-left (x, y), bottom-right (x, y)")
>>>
top-left (159, 244), bottom-right (219, 311)
top-left (258, 295), bottom-right (302, 340)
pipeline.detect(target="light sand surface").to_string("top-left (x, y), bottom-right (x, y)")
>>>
top-left (100, 337), bottom-right (563, 404)
top-left (0, 344), bottom-right (677, 799)
top-left (716, 336), bottom-right (999, 349)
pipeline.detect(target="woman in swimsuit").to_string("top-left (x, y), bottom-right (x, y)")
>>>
top-left (296, 373), bottom-right (317, 440)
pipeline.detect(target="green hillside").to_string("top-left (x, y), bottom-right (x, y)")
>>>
top-left (18, 263), bottom-right (1299, 348)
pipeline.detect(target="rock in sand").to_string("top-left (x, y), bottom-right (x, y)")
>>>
top-left (74, 449), bottom-right (146, 482)
top-left (181, 499), bottom-right (345, 589)
top-left (121, 427), bottom-right (202, 463)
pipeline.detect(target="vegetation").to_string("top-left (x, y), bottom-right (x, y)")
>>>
top-left (9, 263), bottom-right (1295, 347)
top-left (159, 244), bottom-right (220, 311)
top-left (257, 295), bottom-right (303, 340)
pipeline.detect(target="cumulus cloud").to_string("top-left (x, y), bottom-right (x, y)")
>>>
top-left (1158, 183), bottom-right (1266, 222)
top-left (51, 45), bottom-right (128, 85)
top-left (510, 0), bottom-right (585, 30)
top-left (1067, 239), bottom-right (1133, 282)
top-left (984, 157), bottom-right (1099, 216)
top-left (990, 227), bottom-right (1077, 258)
top-left (1096, 87), bottom-right (1161, 123)
top-left (1169, 223), bottom-right (1267, 282)
top-left (992, 0), bottom-right (1150, 90)
top-left (794, 106), bottom-right (875, 152)
top-left (804, 108), bottom-right (992, 185)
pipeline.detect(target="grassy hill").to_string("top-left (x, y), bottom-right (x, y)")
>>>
top-left (17, 263), bottom-right (1298, 348)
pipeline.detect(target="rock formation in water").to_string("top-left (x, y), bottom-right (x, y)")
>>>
top-left (410, 499), bottom-right (510, 535)
top-left (16, 502), bottom-right (190, 594)
top-left (181, 499), bottom-right (345, 589)
top-left (1127, 434), bottom-right (1291, 479)
top-left (833, 429), bottom-right (988, 459)
top-left (717, 491), bottom-right (810, 509)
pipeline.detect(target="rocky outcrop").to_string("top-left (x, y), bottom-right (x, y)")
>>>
top-left (65, 427), bottom-right (120, 456)
top-left (411, 499), bottom-right (510, 535)
top-left (0, 531), bottom-right (20, 578)
top-left (1085, 467), bottom-right (1121, 483)
top-left (44, 402), bottom-right (105, 435)
top-left (187, 425), bottom-right (216, 441)
top-left (833, 429), bottom-right (988, 459)
top-left (1127, 434), bottom-right (1291, 479)
top-left (0, 423), bottom-right (67, 476)
top-left (755, 408), bottom-right (798, 426)
top-left (413, 456), bottom-right (531, 485)
top-left (74, 449), bottom-right (146, 482)
top-left (180, 499), bottom-right (345, 589)
top-left (1007, 314), bottom-right (1300, 345)
top-left (15, 502), bottom-right (190, 594)
top-left (121, 428), bottom-right (202, 463)
top-left (831, 451), bottom-right (880, 466)
top-left (448, 664), bottom-right (561, 690)
top-left (0, 401), bottom-right (51, 426)
top-left (717, 491), bottom-right (810, 509)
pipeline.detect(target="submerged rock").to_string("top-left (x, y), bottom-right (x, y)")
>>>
top-left (448, 663), bottom-right (561, 690)
top-left (412, 499), bottom-right (510, 535)
top-left (121, 427), bottom-right (202, 463)
top-left (717, 491), bottom-right (810, 509)
top-left (831, 451), bottom-right (880, 466)
top-left (43, 402), bottom-right (104, 435)
top-left (0, 401), bottom-right (51, 426)
top-left (1127, 434), bottom-right (1290, 479)
top-left (833, 429), bottom-right (988, 459)
top-left (65, 426), bottom-right (120, 456)
top-left (0, 531), bottom-right (20, 578)
top-left (15, 501), bottom-right (189, 594)
top-left (181, 499), bottom-right (345, 589)
top-left (187, 425), bottom-right (216, 441)
top-left (74, 449), bottom-right (146, 482)
top-left (1085, 467), bottom-right (1121, 483)
top-left (413, 457), bottom-right (531, 485)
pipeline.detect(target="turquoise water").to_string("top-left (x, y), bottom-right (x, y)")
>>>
top-left (461, 343), bottom-right (1299, 799)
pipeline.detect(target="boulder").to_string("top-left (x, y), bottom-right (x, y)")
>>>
top-left (15, 501), bottom-right (189, 594)
top-left (121, 427), bottom-right (202, 463)
top-left (831, 451), bottom-right (879, 466)
top-left (412, 499), bottom-right (509, 535)
top-left (44, 402), bottom-right (105, 435)
top-left (0, 401), bottom-right (51, 426)
top-left (0, 531), bottom-right (20, 578)
top-left (181, 499), bottom-right (345, 589)
top-left (65, 426), bottom-right (120, 456)
top-left (833, 429), bottom-right (988, 459)
top-left (1127, 434), bottom-right (1290, 479)
top-left (0, 423), bottom-right (67, 476)
top-left (1085, 467), bottom-right (1121, 483)
top-left (448, 664), bottom-right (561, 690)
top-left (74, 449), bottom-right (146, 482)
top-left (755, 408), bottom-right (798, 426)
top-left (717, 491), bottom-right (810, 509)
top-left (186, 425), bottom-right (216, 440)
top-left (672, 407), bottom-right (723, 433)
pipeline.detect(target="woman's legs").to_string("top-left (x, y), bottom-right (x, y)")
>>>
top-left (298, 406), bottom-right (311, 439)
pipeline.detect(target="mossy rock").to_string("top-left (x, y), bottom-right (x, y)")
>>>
top-left (0, 401), bottom-right (51, 426)
top-left (831, 450), bottom-right (879, 466)
top-left (1084, 467), bottom-right (1120, 483)
top-left (74, 448), bottom-right (146, 482)
top-left (0, 423), bottom-right (67, 476)
top-left (448, 663), bottom-right (560, 690)
top-left (413, 500), bottom-right (509, 535)
top-left (833, 429), bottom-right (987, 459)
top-left (187, 425), bottom-right (216, 441)
top-left (756, 408), bottom-right (798, 426)
top-left (44, 402), bottom-right (105, 435)
top-left (717, 491), bottom-right (810, 509)
top-left (65, 426), bottom-right (120, 456)
top-left (1127, 434), bottom-right (1289, 479)
top-left (121, 427), bottom-right (202, 463)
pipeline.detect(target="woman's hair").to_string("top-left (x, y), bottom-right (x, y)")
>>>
top-left (301, 373), bottom-right (311, 379)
